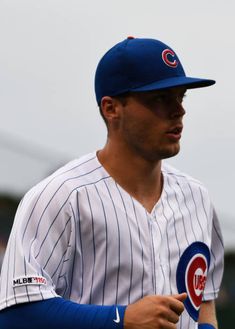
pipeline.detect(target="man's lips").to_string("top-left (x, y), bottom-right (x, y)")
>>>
top-left (165, 125), bottom-right (183, 140)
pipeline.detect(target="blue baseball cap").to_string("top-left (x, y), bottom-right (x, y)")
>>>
top-left (95, 37), bottom-right (215, 105)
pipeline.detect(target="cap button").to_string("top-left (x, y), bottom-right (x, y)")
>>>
top-left (127, 36), bottom-right (135, 39)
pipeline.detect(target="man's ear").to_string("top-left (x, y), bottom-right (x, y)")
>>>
top-left (100, 96), bottom-right (121, 123)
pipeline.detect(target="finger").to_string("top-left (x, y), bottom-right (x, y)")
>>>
top-left (165, 309), bottom-right (180, 324)
top-left (172, 293), bottom-right (187, 302)
top-left (168, 297), bottom-right (185, 315)
top-left (160, 319), bottom-right (177, 329)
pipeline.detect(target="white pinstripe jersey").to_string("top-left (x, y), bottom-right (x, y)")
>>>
top-left (0, 152), bottom-right (224, 329)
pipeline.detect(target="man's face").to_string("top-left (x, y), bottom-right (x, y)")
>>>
top-left (115, 86), bottom-right (187, 162)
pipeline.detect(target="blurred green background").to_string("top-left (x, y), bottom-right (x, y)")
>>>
top-left (217, 252), bottom-right (235, 327)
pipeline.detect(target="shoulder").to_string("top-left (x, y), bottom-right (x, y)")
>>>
top-left (162, 161), bottom-right (209, 195)
top-left (21, 152), bottom-right (107, 208)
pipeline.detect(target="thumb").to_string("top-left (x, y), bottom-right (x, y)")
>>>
top-left (172, 292), bottom-right (187, 302)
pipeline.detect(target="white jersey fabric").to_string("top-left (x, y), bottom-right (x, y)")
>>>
top-left (0, 152), bottom-right (224, 329)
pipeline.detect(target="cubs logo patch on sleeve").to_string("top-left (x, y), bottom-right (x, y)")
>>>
top-left (176, 242), bottom-right (210, 321)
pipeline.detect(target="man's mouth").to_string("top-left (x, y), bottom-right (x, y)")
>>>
top-left (166, 125), bottom-right (183, 140)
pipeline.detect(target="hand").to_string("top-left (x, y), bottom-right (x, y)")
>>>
top-left (124, 293), bottom-right (187, 329)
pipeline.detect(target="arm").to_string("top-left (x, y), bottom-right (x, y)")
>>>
top-left (0, 294), bottom-right (186, 329)
top-left (198, 300), bottom-right (218, 329)
top-left (198, 207), bottom-right (224, 329)
top-left (0, 297), bottom-right (126, 329)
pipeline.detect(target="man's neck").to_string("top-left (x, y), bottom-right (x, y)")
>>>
top-left (97, 142), bottom-right (163, 213)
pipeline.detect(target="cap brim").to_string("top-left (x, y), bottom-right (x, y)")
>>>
top-left (131, 76), bottom-right (215, 92)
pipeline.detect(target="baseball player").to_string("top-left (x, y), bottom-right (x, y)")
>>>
top-left (0, 37), bottom-right (224, 329)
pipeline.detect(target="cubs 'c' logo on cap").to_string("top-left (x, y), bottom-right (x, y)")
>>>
top-left (176, 242), bottom-right (210, 321)
top-left (162, 49), bottom-right (178, 68)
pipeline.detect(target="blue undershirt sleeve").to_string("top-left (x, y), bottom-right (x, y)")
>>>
top-left (0, 297), bottom-right (127, 329)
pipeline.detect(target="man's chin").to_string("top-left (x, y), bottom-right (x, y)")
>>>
top-left (143, 148), bottom-right (180, 163)
top-left (159, 145), bottom-right (181, 160)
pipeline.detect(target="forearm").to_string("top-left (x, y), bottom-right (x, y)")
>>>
top-left (198, 300), bottom-right (218, 329)
top-left (0, 297), bottom-right (126, 329)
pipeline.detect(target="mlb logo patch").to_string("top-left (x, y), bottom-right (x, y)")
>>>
top-left (176, 242), bottom-right (210, 321)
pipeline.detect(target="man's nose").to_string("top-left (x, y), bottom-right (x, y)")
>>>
top-left (170, 101), bottom-right (186, 119)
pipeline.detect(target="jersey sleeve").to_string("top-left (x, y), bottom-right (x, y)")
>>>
top-left (0, 178), bottom-right (76, 310)
top-left (203, 207), bottom-right (224, 301)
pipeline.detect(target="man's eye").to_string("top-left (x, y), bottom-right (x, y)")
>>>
top-left (152, 94), bottom-right (167, 102)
